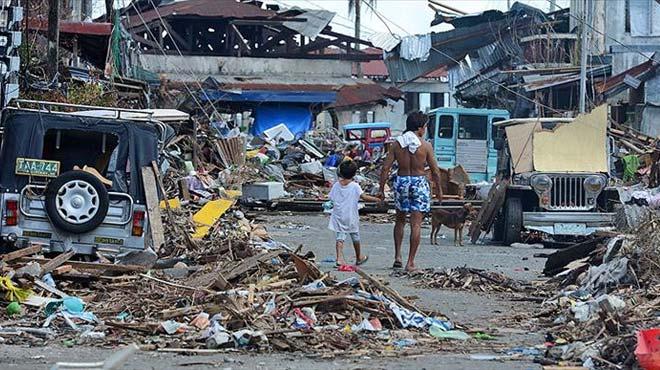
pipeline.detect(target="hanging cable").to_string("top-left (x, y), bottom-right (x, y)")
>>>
top-left (360, 0), bottom-right (565, 116)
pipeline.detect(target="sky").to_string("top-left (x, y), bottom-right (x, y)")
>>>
top-left (272, 0), bottom-right (571, 38)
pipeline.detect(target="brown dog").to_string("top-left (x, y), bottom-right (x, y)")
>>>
top-left (430, 203), bottom-right (475, 246)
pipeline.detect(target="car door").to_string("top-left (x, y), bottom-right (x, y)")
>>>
top-left (434, 113), bottom-right (457, 168)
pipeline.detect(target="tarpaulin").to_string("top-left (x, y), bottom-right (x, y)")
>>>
top-left (250, 104), bottom-right (313, 139)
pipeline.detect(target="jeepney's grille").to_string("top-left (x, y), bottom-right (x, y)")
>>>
top-left (548, 175), bottom-right (590, 211)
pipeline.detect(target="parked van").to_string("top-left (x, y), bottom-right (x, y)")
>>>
top-left (427, 108), bottom-right (509, 182)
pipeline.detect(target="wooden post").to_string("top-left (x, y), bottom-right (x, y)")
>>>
top-left (105, 0), bottom-right (114, 22)
top-left (46, 0), bottom-right (60, 80)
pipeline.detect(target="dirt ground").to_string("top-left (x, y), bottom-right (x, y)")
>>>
top-left (0, 213), bottom-right (554, 369)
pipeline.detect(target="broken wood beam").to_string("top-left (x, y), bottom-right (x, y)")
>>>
top-left (18, 257), bottom-right (147, 273)
top-left (1, 245), bottom-right (42, 262)
top-left (39, 250), bottom-right (75, 276)
top-left (142, 166), bottom-right (166, 252)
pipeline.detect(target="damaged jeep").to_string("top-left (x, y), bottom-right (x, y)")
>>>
top-left (492, 106), bottom-right (619, 245)
top-left (0, 100), bottom-right (183, 255)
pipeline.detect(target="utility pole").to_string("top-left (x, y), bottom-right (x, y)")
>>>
top-left (46, 0), bottom-right (60, 80)
top-left (506, 0), bottom-right (511, 10)
top-left (105, 0), bottom-right (114, 22)
top-left (354, 0), bottom-right (362, 78)
top-left (578, 0), bottom-right (588, 113)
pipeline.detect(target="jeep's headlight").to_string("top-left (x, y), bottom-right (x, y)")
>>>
top-left (531, 175), bottom-right (552, 192)
top-left (584, 175), bottom-right (605, 193)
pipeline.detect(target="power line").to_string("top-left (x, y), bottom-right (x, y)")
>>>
top-left (546, 0), bottom-right (657, 64)
top-left (145, 0), bottom-right (223, 119)
top-left (360, 0), bottom-right (565, 115)
top-left (128, 1), bottom-right (214, 121)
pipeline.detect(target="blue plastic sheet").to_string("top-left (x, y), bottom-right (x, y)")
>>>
top-left (251, 104), bottom-right (313, 139)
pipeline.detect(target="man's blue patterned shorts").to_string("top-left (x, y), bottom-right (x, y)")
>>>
top-left (393, 175), bottom-right (431, 213)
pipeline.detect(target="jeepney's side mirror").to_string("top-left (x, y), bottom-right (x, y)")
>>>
top-left (493, 137), bottom-right (505, 150)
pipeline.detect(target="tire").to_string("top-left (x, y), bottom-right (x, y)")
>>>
top-left (503, 197), bottom-right (523, 245)
top-left (45, 170), bottom-right (110, 234)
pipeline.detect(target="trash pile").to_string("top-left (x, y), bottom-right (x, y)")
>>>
top-left (393, 267), bottom-right (529, 293)
top-left (0, 226), bottom-right (475, 354)
top-left (534, 219), bottom-right (660, 368)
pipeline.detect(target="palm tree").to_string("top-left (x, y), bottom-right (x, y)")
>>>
top-left (348, 0), bottom-right (376, 77)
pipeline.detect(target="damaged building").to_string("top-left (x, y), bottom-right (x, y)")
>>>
top-left (572, 0), bottom-right (660, 135)
top-left (119, 0), bottom-right (403, 134)
top-left (382, 2), bottom-right (620, 117)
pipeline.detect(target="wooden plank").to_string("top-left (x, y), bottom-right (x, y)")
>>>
top-left (222, 251), bottom-right (281, 281)
top-left (1, 245), bottom-right (42, 262)
top-left (39, 250), bottom-right (75, 276)
top-left (141, 166), bottom-right (166, 252)
top-left (33, 279), bottom-right (69, 298)
top-left (178, 178), bottom-right (191, 201)
top-left (19, 257), bottom-right (146, 272)
top-left (52, 265), bottom-right (73, 275)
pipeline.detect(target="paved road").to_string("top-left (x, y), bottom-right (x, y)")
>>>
top-left (0, 213), bottom-right (553, 369)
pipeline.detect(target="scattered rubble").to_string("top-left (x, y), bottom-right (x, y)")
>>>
top-left (392, 267), bottom-right (530, 294)
top-left (531, 220), bottom-right (660, 368)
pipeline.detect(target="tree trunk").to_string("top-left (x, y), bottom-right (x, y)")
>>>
top-left (46, 0), bottom-right (60, 80)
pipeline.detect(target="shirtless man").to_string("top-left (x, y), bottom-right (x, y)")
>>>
top-left (378, 112), bottom-right (442, 271)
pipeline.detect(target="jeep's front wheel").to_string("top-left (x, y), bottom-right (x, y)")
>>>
top-left (503, 197), bottom-right (523, 245)
top-left (45, 170), bottom-right (110, 234)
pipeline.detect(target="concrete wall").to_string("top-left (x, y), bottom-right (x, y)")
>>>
top-left (140, 55), bottom-right (353, 81)
top-left (315, 99), bottom-right (406, 135)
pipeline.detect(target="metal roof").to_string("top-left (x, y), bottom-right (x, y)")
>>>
top-left (428, 106), bottom-right (509, 115)
top-left (333, 82), bottom-right (403, 109)
top-left (343, 122), bottom-right (391, 130)
top-left (596, 54), bottom-right (659, 98)
top-left (27, 19), bottom-right (112, 36)
top-left (129, 0), bottom-right (279, 24)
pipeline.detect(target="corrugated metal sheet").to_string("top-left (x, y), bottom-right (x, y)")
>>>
top-left (333, 82), bottom-right (403, 108)
top-left (28, 19), bottom-right (112, 36)
top-left (198, 77), bottom-right (402, 108)
top-left (203, 75), bottom-right (359, 89)
top-left (596, 54), bottom-right (659, 97)
top-left (283, 8), bottom-right (334, 41)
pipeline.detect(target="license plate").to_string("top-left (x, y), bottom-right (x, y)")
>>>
top-left (554, 223), bottom-right (587, 235)
top-left (94, 237), bottom-right (124, 246)
top-left (23, 230), bottom-right (53, 239)
top-left (15, 158), bottom-right (60, 178)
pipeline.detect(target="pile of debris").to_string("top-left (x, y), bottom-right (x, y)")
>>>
top-left (393, 267), bottom-right (528, 294)
top-left (534, 219), bottom-right (660, 368)
top-left (0, 213), bottom-right (469, 354)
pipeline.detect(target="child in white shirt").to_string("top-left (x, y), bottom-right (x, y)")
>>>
top-left (328, 160), bottom-right (381, 266)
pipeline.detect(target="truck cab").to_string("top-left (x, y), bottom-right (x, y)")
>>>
top-left (491, 107), bottom-right (618, 245)
top-left (427, 108), bottom-right (509, 182)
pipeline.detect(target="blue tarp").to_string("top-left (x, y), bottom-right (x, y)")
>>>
top-left (251, 103), bottom-right (313, 139)
top-left (199, 89), bottom-right (336, 103)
